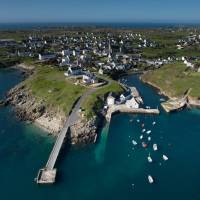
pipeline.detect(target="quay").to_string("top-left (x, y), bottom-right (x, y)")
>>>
top-left (106, 104), bottom-right (160, 122)
top-left (161, 98), bottom-right (187, 113)
top-left (161, 88), bottom-right (191, 113)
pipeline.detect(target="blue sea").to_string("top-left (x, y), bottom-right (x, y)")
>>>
top-left (0, 68), bottom-right (200, 200)
top-left (0, 22), bottom-right (200, 30)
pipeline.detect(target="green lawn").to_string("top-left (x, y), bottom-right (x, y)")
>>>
top-left (82, 80), bottom-right (124, 118)
top-left (24, 65), bottom-right (86, 115)
top-left (142, 62), bottom-right (200, 98)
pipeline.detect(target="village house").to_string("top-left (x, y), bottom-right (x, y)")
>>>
top-left (38, 53), bottom-right (56, 61)
top-left (64, 66), bottom-right (83, 77)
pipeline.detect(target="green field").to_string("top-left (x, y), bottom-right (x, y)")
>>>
top-left (142, 30), bottom-right (200, 59)
top-left (142, 62), bottom-right (200, 98)
top-left (82, 80), bottom-right (124, 118)
top-left (24, 65), bottom-right (86, 115)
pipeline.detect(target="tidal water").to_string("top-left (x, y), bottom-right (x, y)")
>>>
top-left (0, 68), bottom-right (200, 200)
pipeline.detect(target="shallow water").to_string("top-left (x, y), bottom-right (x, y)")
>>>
top-left (0, 69), bottom-right (200, 200)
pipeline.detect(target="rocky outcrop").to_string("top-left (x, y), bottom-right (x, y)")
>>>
top-left (6, 83), bottom-right (65, 134)
top-left (7, 84), bottom-right (45, 120)
top-left (6, 83), bottom-right (99, 145)
top-left (69, 117), bottom-right (98, 145)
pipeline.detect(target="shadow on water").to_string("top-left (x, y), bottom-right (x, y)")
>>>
top-left (94, 122), bottom-right (110, 164)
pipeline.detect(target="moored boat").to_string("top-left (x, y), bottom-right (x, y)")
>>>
top-left (153, 144), bottom-right (158, 151)
top-left (163, 155), bottom-right (168, 161)
top-left (146, 130), bottom-right (152, 134)
top-left (147, 154), bottom-right (153, 163)
top-left (142, 142), bottom-right (148, 148)
top-left (142, 128), bottom-right (146, 133)
top-left (132, 140), bottom-right (137, 146)
top-left (148, 175), bottom-right (154, 184)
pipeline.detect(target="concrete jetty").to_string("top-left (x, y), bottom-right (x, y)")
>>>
top-left (161, 88), bottom-right (191, 113)
top-left (161, 98), bottom-right (187, 113)
top-left (35, 88), bottom-right (97, 184)
top-left (106, 104), bottom-right (160, 122)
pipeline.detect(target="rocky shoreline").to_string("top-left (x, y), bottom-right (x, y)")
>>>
top-left (0, 63), bottom-right (99, 145)
top-left (5, 82), bottom-right (98, 145)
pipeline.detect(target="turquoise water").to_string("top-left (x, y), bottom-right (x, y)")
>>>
top-left (0, 69), bottom-right (200, 200)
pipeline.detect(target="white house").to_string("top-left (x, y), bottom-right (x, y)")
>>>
top-left (82, 74), bottom-right (96, 84)
top-left (64, 66), bottom-right (83, 77)
top-left (61, 50), bottom-right (70, 56)
top-left (125, 97), bottom-right (139, 109)
top-left (107, 95), bottom-right (115, 106)
top-left (38, 54), bottom-right (56, 61)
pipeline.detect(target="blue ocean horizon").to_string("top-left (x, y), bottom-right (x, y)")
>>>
top-left (0, 22), bottom-right (200, 30)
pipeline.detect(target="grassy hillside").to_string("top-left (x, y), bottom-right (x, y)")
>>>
top-left (24, 65), bottom-right (86, 115)
top-left (142, 62), bottom-right (200, 98)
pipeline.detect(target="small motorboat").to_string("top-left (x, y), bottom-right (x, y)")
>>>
top-left (148, 136), bottom-right (151, 141)
top-left (153, 144), bottom-right (158, 151)
top-left (147, 154), bottom-right (153, 163)
top-left (163, 155), bottom-right (169, 161)
top-left (140, 135), bottom-right (143, 140)
top-left (137, 119), bottom-right (140, 123)
top-left (142, 129), bottom-right (146, 133)
top-left (148, 175), bottom-right (154, 184)
top-left (142, 142), bottom-right (148, 148)
top-left (141, 123), bottom-right (145, 127)
top-left (146, 130), bottom-right (152, 134)
top-left (132, 140), bottom-right (138, 146)
top-left (152, 121), bottom-right (156, 125)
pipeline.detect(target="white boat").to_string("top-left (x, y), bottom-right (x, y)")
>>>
top-left (132, 140), bottom-right (137, 146)
top-left (148, 136), bottom-right (151, 141)
top-left (152, 121), bottom-right (156, 125)
top-left (142, 129), bottom-right (146, 133)
top-left (153, 144), bottom-right (158, 151)
top-left (140, 135), bottom-right (143, 140)
top-left (148, 175), bottom-right (154, 184)
top-left (137, 119), bottom-right (140, 123)
top-left (146, 130), bottom-right (152, 134)
top-left (147, 154), bottom-right (153, 163)
top-left (163, 155), bottom-right (168, 161)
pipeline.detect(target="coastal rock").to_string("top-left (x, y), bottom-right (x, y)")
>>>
top-left (6, 83), bottom-right (65, 134)
top-left (69, 117), bottom-right (98, 145)
top-left (6, 82), bottom-right (99, 144)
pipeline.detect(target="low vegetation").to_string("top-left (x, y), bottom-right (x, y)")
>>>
top-left (142, 62), bottom-right (200, 98)
top-left (24, 65), bottom-right (86, 115)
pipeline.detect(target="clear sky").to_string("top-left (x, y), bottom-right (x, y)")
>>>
top-left (0, 0), bottom-right (200, 23)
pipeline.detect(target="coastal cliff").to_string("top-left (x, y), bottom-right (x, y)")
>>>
top-left (6, 81), bottom-right (98, 145)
